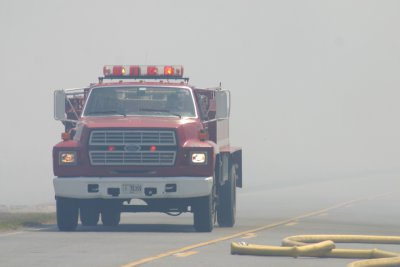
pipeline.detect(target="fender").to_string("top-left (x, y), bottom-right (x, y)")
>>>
top-left (218, 146), bottom-right (242, 188)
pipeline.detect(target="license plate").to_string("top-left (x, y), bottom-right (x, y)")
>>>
top-left (122, 184), bottom-right (142, 194)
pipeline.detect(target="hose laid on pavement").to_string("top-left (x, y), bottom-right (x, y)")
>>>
top-left (231, 235), bottom-right (400, 267)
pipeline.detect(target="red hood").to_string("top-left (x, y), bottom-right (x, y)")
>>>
top-left (80, 116), bottom-right (199, 129)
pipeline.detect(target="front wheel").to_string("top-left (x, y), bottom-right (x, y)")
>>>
top-left (101, 201), bottom-right (121, 227)
top-left (56, 197), bottom-right (78, 231)
top-left (193, 194), bottom-right (215, 232)
top-left (80, 200), bottom-right (100, 226)
top-left (217, 164), bottom-right (237, 227)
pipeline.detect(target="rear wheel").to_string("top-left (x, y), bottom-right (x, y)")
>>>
top-left (101, 201), bottom-right (121, 227)
top-left (217, 164), bottom-right (237, 227)
top-left (56, 197), bottom-right (78, 231)
top-left (193, 193), bottom-right (215, 232)
top-left (80, 200), bottom-right (100, 226)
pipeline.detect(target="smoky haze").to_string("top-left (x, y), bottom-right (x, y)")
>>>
top-left (0, 1), bottom-right (399, 205)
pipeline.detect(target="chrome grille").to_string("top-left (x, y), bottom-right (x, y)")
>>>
top-left (89, 130), bottom-right (176, 146)
top-left (89, 130), bottom-right (177, 166)
top-left (89, 151), bottom-right (176, 166)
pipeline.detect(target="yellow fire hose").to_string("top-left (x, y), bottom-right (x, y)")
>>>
top-left (231, 235), bottom-right (400, 267)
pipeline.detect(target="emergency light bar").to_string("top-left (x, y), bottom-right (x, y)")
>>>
top-left (102, 65), bottom-right (185, 80)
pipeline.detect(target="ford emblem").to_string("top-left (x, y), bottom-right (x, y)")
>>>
top-left (125, 144), bottom-right (141, 152)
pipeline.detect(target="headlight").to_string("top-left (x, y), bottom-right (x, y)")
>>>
top-left (191, 152), bottom-right (207, 164)
top-left (59, 151), bottom-right (77, 165)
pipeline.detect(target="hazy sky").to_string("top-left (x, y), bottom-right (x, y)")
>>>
top-left (0, 1), bottom-right (399, 205)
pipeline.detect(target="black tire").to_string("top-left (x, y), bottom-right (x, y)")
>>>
top-left (193, 194), bottom-right (215, 232)
top-left (101, 202), bottom-right (121, 227)
top-left (217, 164), bottom-right (237, 227)
top-left (80, 200), bottom-right (100, 226)
top-left (56, 197), bottom-right (78, 231)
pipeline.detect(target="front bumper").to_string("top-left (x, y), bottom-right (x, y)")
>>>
top-left (53, 176), bottom-right (213, 199)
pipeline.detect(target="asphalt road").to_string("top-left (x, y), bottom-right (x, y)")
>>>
top-left (1, 172), bottom-right (399, 267)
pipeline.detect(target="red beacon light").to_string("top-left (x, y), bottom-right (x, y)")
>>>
top-left (164, 66), bottom-right (174, 75)
top-left (102, 65), bottom-right (185, 80)
top-left (129, 66), bottom-right (140, 76)
top-left (147, 66), bottom-right (159, 76)
top-left (113, 66), bottom-right (125, 76)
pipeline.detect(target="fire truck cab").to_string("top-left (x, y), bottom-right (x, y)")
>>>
top-left (53, 65), bottom-right (242, 232)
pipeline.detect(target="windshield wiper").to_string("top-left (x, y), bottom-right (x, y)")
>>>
top-left (139, 108), bottom-right (181, 118)
top-left (87, 110), bottom-right (126, 117)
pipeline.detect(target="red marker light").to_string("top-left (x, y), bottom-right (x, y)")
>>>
top-left (108, 145), bottom-right (116, 151)
top-left (198, 129), bottom-right (209, 141)
top-left (61, 132), bottom-right (71, 141)
top-left (150, 145), bottom-right (157, 152)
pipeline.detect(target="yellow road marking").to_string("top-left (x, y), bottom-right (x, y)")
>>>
top-left (120, 193), bottom-right (391, 267)
top-left (174, 251), bottom-right (198, 257)
top-left (242, 233), bottom-right (257, 239)
top-left (285, 221), bottom-right (298, 226)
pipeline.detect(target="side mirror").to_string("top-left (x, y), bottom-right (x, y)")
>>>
top-left (215, 91), bottom-right (230, 119)
top-left (54, 90), bottom-right (66, 121)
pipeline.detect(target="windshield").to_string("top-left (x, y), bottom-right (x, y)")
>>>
top-left (83, 86), bottom-right (196, 118)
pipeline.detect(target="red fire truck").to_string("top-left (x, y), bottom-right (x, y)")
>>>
top-left (53, 65), bottom-right (242, 232)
